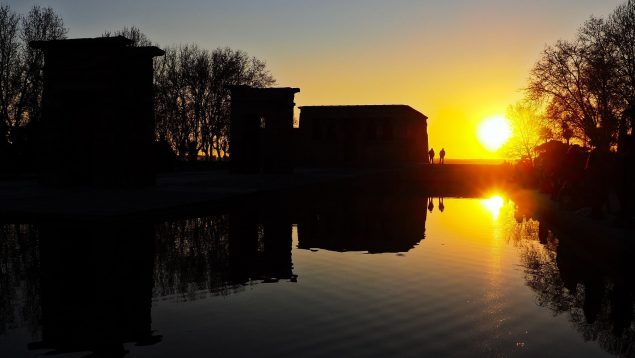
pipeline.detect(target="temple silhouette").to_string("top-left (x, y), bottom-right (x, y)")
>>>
top-left (297, 105), bottom-right (429, 168)
top-left (26, 36), bottom-right (430, 184)
top-left (30, 36), bottom-right (164, 187)
top-left (230, 85), bottom-right (430, 173)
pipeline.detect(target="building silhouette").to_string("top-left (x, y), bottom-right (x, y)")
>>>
top-left (297, 105), bottom-right (429, 167)
top-left (228, 86), bottom-right (429, 171)
top-left (30, 36), bottom-right (164, 187)
top-left (229, 85), bottom-right (300, 174)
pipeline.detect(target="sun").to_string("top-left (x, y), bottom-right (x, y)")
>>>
top-left (477, 115), bottom-right (512, 152)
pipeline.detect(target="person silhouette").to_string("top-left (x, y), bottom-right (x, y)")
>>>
top-left (438, 197), bottom-right (445, 212)
top-left (440, 148), bottom-right (446, 164)
top-left (428, 148), bottom-right (435, 164)
top-left (427, 197), bottom-right (434, 212)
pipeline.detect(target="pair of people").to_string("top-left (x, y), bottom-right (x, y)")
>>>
top-left (429, 147), bottom-right (446, 164)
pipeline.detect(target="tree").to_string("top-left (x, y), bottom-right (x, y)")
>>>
top-left (527, 5), bottom-right (635, 152)
top-left (578, 16), bottom-right (624, 149)
top-left (18, 5), bottom-right (66, 127)
top-left (154, 46), bottom-right (191, 159)
top-left (102, 26), bottom-right (152, 47)
top-left (606, 0), bottom-right (635, 148)
top-left (0, 4), bottom-right (21, 147)
top-left (504, 101), bottom-right (549, 163)
top-left (154, 45), bottom-right (275, 160)
top-left (528, 38), bottom-right (618, 150)
top-left (207, 47), bottom-right (275, 159)
top-left (0, 4), bottom-right (65, 148)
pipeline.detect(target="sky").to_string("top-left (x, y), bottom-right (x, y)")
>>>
top-left (7, 0), bottom-right (624, 159)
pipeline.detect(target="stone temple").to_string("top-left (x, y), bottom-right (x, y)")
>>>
top-left (229, 86), bottom-right (429, 172)
top-left (31, 36), bottom-right (164, 188)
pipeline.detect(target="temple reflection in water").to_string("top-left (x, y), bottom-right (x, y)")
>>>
top-left (0, 188), bottom-right (429, 356)
top-left (1, 190), bottom-right (634, 357)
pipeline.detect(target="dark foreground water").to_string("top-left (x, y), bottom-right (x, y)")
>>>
top-left (1, 189), bottom-right (633, 357)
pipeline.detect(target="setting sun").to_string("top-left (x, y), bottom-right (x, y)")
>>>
top-left (477, 115), bottom-right (512, 152)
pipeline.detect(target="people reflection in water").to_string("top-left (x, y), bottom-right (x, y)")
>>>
top-left (428, 197), bottom-right (434, 212)
top-left (438, 197), bottom-right (445, 212)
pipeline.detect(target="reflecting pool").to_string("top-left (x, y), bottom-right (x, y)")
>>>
top-left (0, 190), bottom-right (632, 357)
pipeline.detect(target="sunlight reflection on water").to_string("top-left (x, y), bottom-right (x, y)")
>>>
top-left (481, 195), bottom-right (505, 220)
top-left (0, 191), bottom-right (625, 357)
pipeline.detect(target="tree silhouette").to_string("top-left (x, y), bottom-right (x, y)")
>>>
top-left (504, 101), bottom-right (551, 163)
top-left (0, 4), bottom-right (66, 170)
top-left (102, 26), bottom-right (152, 47)
top-left (528, 38), bottom-right (620, 151)
top-left (0, 4), bottom-right (21, 148)
top-left (606, 0), bottom-right (635, 146)
top-left (0, 9), bottom-right (278, 168)
top-left (154, 45), bottom-right (275, 160)
top-left (527, 1), bottom-right (635, 152)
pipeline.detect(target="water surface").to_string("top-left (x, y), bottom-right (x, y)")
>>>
top-left (0, 190), bottom-right (631, 357)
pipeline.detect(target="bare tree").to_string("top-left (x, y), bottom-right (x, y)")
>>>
top-left (208, 47), bottom-right (275, 159)
top-left (0, 4), bottom-right (21, 146)
top-left (154, 45), bottom-right (275, 160)
top-left (18, 5), bottom-right (66, 127)
top-left (180, 44), bottom-right (211, 160)
top-left (0, 4), bottom-right (65, 148)
top-left (578, 16), bottom-right (624, 149)
top-left (154, 46), bottom-right (191, 159)
top-left (528, 35), bottom-right (622, 151)
top-left (91, 27), bottom-right (278, 162)
top-left (527, 6), bottom-right (634, 152)
top-left (606, 0), bottom-right (635, 147)
top-left (102, 26), bottom-right (152, 47)
top-left (504, 101), bottom-right (550, 163)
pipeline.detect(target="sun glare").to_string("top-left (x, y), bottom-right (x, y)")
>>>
top-left (477, 115), bottom-right (512, 152)
top-left (481, 195), bottom-right (505, 220)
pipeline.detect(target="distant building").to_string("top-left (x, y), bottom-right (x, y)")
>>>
top-left (31, 36), bottom-right (164, 187)
top-left (229, 85), bottom-right (300, 174)
top-left (296, 105), bottom-right (429, 167)
top-left (228, 86), bottom-right (429, 171)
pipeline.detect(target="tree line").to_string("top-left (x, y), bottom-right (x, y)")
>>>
top-left (0, 4), bottom-right (275, 171)
top-left (506, 0), bottom-right (635, 160)
top-left (0, 4), bottom-right (66, 169)
top-left (153, 44), bottom-right (274, 161)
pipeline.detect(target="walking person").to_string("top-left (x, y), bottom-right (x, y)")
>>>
top-left (440, 148), bottom-right (446, 164)
top-left (428, 147), bottom-right (435, 164)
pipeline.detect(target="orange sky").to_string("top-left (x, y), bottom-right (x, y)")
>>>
top-left (13, 0), bottom-right (623, 159)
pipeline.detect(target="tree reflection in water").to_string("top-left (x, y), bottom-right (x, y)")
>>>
top-left (509, 210), bottom-right (635, 356)
top-left (1, 193), bottom-right (633, 356)
top-left (154, 215), bottom-right (235, 300)
top-left (0, 224), bottom-right (40, 338)
top-left (154, 209), bottom-right (296, 302)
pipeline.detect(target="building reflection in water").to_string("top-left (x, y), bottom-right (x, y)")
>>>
top-left (3, 190), bottom-right (632, 356)
top-left (0, 189), bottom-right (428, 355)
top-left (294, 190), bottom-right (427, 253)
top-left (154, 204), bottom-right (296, 301)
top-left (0, 210), bottom-right (297, 356)
top-left (0, 224), bottom-right (40, 339)
top-left (509, 208), bottom-right (635, 356)
top-left (28, 220), bottom-right (160, 356)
